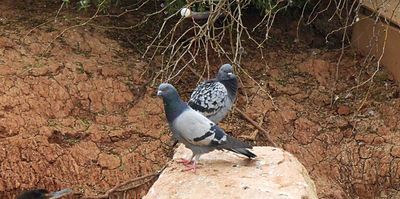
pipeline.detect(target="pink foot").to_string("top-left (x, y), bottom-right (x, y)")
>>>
top-left (183, 163), bottom-right (197, 172)
top-left (176, 158), bottom-right (193, 165)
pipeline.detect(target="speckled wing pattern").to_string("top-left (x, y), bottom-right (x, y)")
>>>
top-left (188, 81), bottom-right (227, 117)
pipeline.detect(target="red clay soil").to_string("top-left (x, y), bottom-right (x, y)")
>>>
top-left (1, 1), bottom-right (400, 199)
top-left (0, 1), bottom-right (170, 198)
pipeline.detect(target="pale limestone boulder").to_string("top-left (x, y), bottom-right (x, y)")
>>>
top-left (144, 145), bottom-right (318, 199)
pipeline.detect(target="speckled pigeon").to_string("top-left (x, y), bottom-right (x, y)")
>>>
top-left (16, 188), bottom-right (73, 199)
top-left (157, 83), bottom-right (255, 171)
top-left (188, 64), bottom-right (238, 123)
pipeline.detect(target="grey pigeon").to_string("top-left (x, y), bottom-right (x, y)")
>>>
top-left (157, 83), bottom-right (255, 171)
top-left (16, 188), bottom-right (73, 199)
top-left (188, 64), bottom-right (238, 123)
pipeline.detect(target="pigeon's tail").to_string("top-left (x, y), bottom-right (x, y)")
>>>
top-left (224, 136), bottom-right (256, 158)
top-left (229, 148), bottom-right (257, 158)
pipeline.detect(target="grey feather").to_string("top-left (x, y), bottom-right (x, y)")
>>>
top-left (158, 83), bottom-right (256, 165)
top-left (188, 64), bottom-right (238, 123)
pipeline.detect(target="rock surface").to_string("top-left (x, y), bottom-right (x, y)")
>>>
top-left (144, 145), bottom-right (317, 199)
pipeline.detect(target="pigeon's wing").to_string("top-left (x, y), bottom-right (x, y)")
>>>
top-left (172, 109), bottom-right (227, 146)
top-left (173, 109), bottom-right (256, 158)
top-left (188, 81), bottom-right (227, 117)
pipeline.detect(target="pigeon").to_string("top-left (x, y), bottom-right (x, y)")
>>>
top-left (188, 63), bottom-right (238, 124)
top-left (157, 83), bottom-right (255, 171)
top-left (16, 188), bottom-right (73, 199)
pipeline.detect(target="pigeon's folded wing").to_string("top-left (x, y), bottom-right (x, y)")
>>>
top-left (172, 109), bottom-right (227, 146)
top-left (188, 81), bottom-right (227, 116)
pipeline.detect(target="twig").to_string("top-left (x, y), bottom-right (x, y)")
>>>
top-left (54, 1), bottom-right (65, 22)
top-left (82, 165), bottom-right (168, 199)
top-left (351, 82), bottom-right (372, 120)
top-left (234, 107), bottom-right (277, 147)
top-left (239, 109), bottom-right (266, 141)
top-left (43, 0), bottom-right (110, 54)
top-left (187, 64), bottom-right (203, 79)
top-left (23, 20), bottom-right (52, 40)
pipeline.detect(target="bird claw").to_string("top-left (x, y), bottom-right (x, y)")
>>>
top-left (176, 158), bottom-right (202, 172)
top-left (176, 158), bottom-right (193, 165)
top-left (182, 163), bottom-right (199, 172)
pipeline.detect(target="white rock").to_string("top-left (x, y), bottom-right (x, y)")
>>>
top-left (144, 145), bottom-right (318, 199)
top-left (180, 8), bottom-right (191, 18)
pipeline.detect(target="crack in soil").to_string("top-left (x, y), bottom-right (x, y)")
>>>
top-left (1, 1), bottom-right (400, 199)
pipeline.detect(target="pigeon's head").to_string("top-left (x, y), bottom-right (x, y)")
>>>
top-left (157, 83), bottom-right (180, 101)
top-left (157, 83), bottom-right (186, 122)
top-left (17, 188), bottom-right (73, 199)
top-left (16, 189), bottom-right (49, 199)
top-left (217, 64), bottom-right (235, 81)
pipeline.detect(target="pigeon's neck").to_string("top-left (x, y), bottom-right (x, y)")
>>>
top-left (219, 78), bottom-right (238, 100)
top-left (163, 96), bottom-right (187, 123)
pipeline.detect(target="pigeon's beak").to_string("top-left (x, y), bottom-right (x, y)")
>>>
top-left (157, 90), bottom-right (163, 96)
top-left (227, 72), bottom-right (233, 77)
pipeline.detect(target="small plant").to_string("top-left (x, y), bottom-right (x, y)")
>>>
top-left (78, 0), bottom-right (91, 10)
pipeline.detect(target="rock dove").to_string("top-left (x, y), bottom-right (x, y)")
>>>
top-left (16, 188), bottom-right (73, 199)
top-left (157, 83), bottom-right (255, 171)
top-left (188, 64), bottom-right (238, 123)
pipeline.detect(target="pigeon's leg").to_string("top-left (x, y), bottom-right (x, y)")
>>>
top-left (176, 158), bottom-right (192, 165)
top-left (183, 154), bottom-right (201, 172)
top-left (183, 161), bottom-right (197, 172)
top-left (176, 154), bottom-right (195, 165)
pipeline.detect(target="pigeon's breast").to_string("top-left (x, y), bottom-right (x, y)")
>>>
top-left (207, 96), bottom-right (232, 123)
